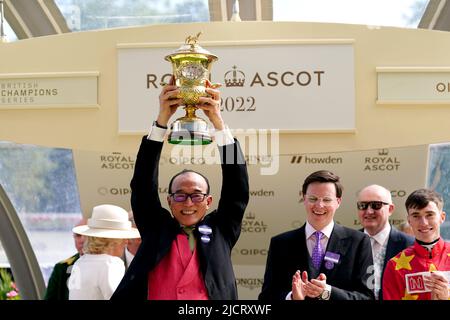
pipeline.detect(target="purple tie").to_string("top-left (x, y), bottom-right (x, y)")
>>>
top-left (312, 231), bottom-right (324, 269)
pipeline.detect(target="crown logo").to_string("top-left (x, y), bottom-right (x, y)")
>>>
top-left (245, 211), bottom-right (256, 220)
top-left (378, 149), bottom-right (389, 156)
top-left (224, 65), bottom-right (245, 87)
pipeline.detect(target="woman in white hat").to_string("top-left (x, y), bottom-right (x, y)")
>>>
top-left (68, 204), bottom-right (140, 300)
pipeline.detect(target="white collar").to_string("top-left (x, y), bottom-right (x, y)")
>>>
top-left (305, 220), bottom-right (334, 239)
top-left (124, 247), bottom-right (134, 265)
top-left (365, 223), bottom-right (391, 245)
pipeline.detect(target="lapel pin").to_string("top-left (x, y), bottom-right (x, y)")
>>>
top-left (198, 224), bottom-right (212, 235)
top-left (324, 251), bottom-right (340, 270)
top-left (200, 235), bottom-right (211, 243)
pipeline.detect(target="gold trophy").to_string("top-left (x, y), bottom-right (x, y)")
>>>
top-left (165, 32), bottom-right (218, 145)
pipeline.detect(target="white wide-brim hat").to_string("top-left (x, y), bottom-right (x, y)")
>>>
top-left (72, 204), bottom-right (140, 239)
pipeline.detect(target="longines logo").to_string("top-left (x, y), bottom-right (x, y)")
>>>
top-left (242, 212), bottom-right (268, 233)
top-left (100, 152), bottom-right (135, 170)
top-left (364, 149), bottom-right (400, 171)
top-left (290, 155), bottom-right (343, 165)
top-left (236, 278), bottom-right (264, 290)
top-left (245, 155), bottom-right (274, 166)
top-left (232, 248), bottom-right (268, 256)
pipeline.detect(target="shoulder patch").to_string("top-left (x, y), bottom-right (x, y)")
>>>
top-left (60, 254), bottom-right (79, 265)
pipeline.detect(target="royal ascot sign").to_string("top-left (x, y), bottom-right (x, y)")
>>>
top-left (117, 40), bottom-right (355, 133)
top-left (0, 72), bottom-right (99, 109)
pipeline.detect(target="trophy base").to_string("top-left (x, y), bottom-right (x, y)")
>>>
top-left (168, 118), bottom-right (212, 145)
top-left (168, 131), bottom-right (212, 145)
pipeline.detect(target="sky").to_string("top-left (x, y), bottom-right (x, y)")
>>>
top-left (3, 19), bottom-right (16, 42)
top-left (273, 0), bottom-right (429, 28)
top-left (1, 0), bottom-right (430, 42)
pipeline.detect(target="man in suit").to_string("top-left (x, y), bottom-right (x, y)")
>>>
top-left (44, 218), bottom-right (86, 300)
top-left (111, 81), bottom-right (249, 300)
top-left (259, 170), bottom-right (374, 300)
top-left (357, 184), bottom-right (414, 300)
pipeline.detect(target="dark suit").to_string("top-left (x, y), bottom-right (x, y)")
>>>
top-left (377, 226), bottom-right (414, 300)
top-left (259, 223), bottom-right (374, 300)
top-left (111, 137), bottom-right (249, 300)
top-left (44, 253), bottom-right (79, 300)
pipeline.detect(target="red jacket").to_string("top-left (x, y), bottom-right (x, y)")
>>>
top-left (147, 233), bottom-right (208, 300)
top-left (382, 239), bottom-right (450, 300)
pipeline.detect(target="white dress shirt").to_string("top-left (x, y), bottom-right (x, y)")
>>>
top-left (305, 221), bottom-right (334, 257)
top-left (124, 247), bottom-right (135, 269)
top-left (364, 223), bottom-right (391, 300)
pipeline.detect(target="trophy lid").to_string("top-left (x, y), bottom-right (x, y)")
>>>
top-left (165, 32), bottom-right (218, 62)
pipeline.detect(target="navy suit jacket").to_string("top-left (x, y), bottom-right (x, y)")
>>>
top-left (111, 137), bottom-right (249, 300)
top-left (259, 223), bottom-right (375, 300)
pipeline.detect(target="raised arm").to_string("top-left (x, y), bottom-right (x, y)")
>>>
top-left (130, 138), bottom-right (165, 234)
top-left (216, 140), bottom-right (249, 246)
top-left (197, 84), bottom-right (249, 246)
top-left (130, 82), bottom-right (182, 234)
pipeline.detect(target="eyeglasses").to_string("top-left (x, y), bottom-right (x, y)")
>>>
top-left (305, 195), bottom-right (336, 205)
top-left (170, 193), bottom-right (208, 203)
top-left (357, 201), bottom-right (390, 210)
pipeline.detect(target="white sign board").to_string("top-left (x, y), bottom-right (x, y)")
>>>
top-left (118, 41), bottom-right (355, 133)
top-left (377, 67), bottom-right (450, 104)
top-left (0, 72), bottom-right (99, 109)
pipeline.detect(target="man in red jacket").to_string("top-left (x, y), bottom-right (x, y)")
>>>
top-left (111, 81), bottom-right (249, 300)
top-left (383, 188), bottom-right (449, 300)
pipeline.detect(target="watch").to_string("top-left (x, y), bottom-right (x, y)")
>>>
top-left (319, 288), bottom-right (331, 300)
top-left (153, 120), bottom-right (168, 129)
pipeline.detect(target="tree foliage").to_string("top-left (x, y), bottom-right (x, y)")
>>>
top-left (56, 0), bottom-right (209, 30)
top-left (0, 144), bottom-right (80, 213)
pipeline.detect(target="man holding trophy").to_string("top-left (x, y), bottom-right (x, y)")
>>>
top-left (111, 34), bottom-right (249, 300)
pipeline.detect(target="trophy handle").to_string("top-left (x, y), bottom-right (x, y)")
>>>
top-left (209, 82), bottom-right (222, 89)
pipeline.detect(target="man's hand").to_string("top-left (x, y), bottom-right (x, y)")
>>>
top-left (425, 272), bottom-right (449, 300)
top-left (196, 80), bottom-right (224, 130)
top-left (304, 273), bottom-right (327, 299)
top-left (292, 270), bottom-right (308, 300)
top-left (156, 76), bottom-right (182, 127)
